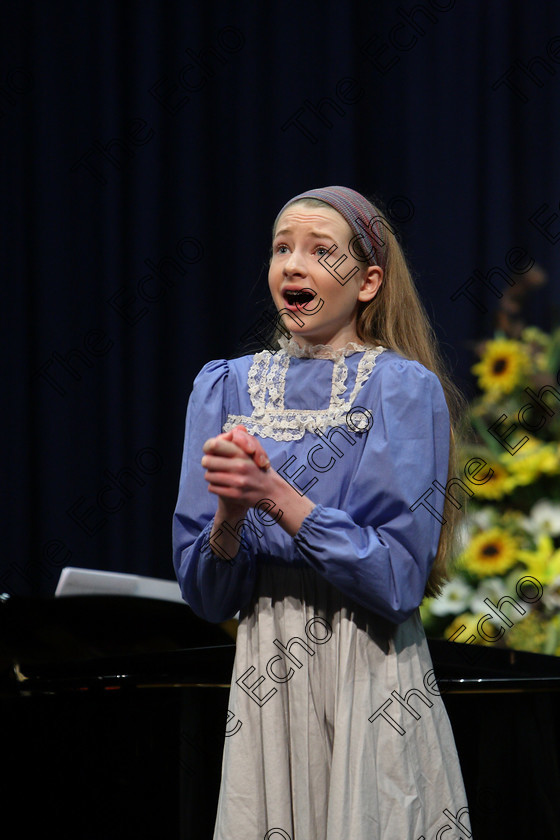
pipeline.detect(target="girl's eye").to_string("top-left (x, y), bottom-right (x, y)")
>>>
top-left (316, 246), bottom-right (329, 257)
top-left (275, 244), bottom-right (289, 254)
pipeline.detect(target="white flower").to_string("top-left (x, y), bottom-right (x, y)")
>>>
top-left (522, 500), bottom-right (560, 537)
top-left (469, 508), bottom-right (495, 531)
top-left (456, 508), bottom-right (493, 549)
top-left (431, 577), bottom-right (472, 616)
top-left (469, 577), bottom-right (509, 615)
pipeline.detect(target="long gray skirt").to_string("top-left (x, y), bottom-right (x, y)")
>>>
top-left (213, 564), bottom-right (471, 840)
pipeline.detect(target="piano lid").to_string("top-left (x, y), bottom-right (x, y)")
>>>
top-left (2, 595), bottom-right (560, 694)
top-left (0, 593), bottom-right (234, 666)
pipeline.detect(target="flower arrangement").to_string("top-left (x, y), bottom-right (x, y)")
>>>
top-left (421, 323), bottom-right (560, 655)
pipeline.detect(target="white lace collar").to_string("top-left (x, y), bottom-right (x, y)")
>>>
top-left (223, 340), bottom-right (387, 441)
top-left (278, 334), bottom-right (383, 360)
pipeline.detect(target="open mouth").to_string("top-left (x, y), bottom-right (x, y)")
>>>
top-left (283, 288), bottom-right (316, 308)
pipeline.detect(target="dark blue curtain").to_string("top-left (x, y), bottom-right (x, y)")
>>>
top-left (3, 0), bottom-right (560, 596)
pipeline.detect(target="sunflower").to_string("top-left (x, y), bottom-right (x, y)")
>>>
top-left (467, 460), bottom-right (511, 500)
top-left (460, 527), bottom-right (519, 577)
top-left (472, 338), bottom-right (530, 395)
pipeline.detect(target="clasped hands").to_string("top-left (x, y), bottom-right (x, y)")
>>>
top-left (201, 425), bottom-right (275, 516)
top-left (201, 425), bottom-right (316, 538)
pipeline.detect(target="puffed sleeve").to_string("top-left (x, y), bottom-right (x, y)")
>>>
top-left (292, 357), bottom-right (450, 624)
top-left (172, 359), bottom-right (258, 622)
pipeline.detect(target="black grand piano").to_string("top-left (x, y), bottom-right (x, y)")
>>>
top-left (1, 593), bottom-right (559, 839)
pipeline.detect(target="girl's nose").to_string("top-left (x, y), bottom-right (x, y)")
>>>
top-left (284, 249), bottom-right (307, 276)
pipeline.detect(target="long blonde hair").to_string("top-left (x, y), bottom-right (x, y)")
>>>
top-left (269, 196), bottom-right (468, 597)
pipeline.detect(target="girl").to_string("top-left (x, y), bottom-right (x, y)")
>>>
top-left (173, 186), bottom-right (470, 839)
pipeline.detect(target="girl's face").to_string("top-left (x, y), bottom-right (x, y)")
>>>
top-left (268, 203), bottom-right (382, 349)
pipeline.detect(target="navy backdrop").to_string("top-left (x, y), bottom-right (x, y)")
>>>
top-left (3, 0), bottom-right (560, 596)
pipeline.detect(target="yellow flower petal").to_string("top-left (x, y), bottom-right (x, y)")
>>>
top-left (459, 527), bottom-right (519, 577)
top-left (472, 338), bottom-right (530, 395)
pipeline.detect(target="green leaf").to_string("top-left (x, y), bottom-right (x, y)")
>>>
top-left (469, 412), bottom-right (511, 458)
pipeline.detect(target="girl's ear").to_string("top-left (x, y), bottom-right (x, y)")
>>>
top-left (358, 265), bottom-right (383, 303)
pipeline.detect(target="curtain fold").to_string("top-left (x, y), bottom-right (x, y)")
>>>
top-left (2, 0), bottom-right (559, 596)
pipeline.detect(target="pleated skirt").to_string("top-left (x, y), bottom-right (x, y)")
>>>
top-left (213, 564), bottom-right (470, 840)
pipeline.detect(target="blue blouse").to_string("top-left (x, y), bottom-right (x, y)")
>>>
top-left (172, 338), bottom-right (449, 625)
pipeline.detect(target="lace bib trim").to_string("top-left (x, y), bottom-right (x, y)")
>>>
top-left (223, 342), bottom-right (386, 441)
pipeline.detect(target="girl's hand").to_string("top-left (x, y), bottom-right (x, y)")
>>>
top-left (203, 425), bottom-right (315, 539)
top-left (201, 431), bottom-right (274, 510)
top-left (214, 424), bottom-right (270, 470)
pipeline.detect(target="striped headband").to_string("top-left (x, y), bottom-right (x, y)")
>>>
top-left (274, 186), bottom-right (389, 269)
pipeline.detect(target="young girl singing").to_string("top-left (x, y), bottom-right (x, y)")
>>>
top-left (173, 186), bottom-right (470, 839)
